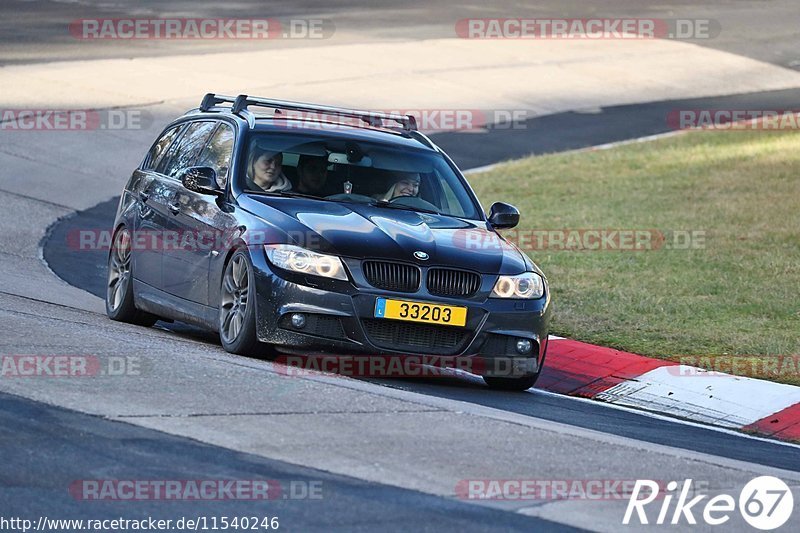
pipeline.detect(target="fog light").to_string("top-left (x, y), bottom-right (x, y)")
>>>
top-left (290, 313), bottom-right (306, 329)
top-left (515, 339), bottom-right (533, 355)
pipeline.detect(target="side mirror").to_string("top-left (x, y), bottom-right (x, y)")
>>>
top-left (180, 166), bottom-right (221, 195)
top-left (488, 202), bottom-right (520, 229)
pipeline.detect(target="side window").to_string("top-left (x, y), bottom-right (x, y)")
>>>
top-left (196, 123), bottom-right (235, 189)
top-left (158, 121), bottom-right (217, 178)
top-left (142, 125), bottom-right (183, 171)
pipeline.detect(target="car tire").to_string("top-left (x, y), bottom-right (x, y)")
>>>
top-left (219, 248), bottom-right (262, 356)
top-left (106, 227), bottom-right (159, 327)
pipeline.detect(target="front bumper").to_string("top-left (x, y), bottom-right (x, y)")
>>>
top-left (251, 250), bottom-right (552, 375)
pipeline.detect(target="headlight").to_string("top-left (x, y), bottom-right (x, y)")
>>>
top-left (264, 244), bottom-right (348, 281)
top-left (491, 272), bottom-right (544, 299)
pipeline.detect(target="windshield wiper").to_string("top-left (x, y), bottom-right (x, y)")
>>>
top-left (370, 200), bottom-right (442, 216)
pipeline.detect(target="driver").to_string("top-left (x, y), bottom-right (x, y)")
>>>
top-left (375, 172), bottom-right (420, 201)
top-left (295, 155), bottom-right (329, 195)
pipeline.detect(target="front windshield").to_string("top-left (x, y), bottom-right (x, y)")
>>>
top-left (238, 133), bottom-right (481, 220)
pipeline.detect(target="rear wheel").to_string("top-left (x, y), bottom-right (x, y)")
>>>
top-left (106, 227), bottom-right (158, 327)
top-left (219, 249), bottom-right (261, 355)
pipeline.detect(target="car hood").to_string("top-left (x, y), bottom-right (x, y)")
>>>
top-left (240, 195), bottom-right (532, 275)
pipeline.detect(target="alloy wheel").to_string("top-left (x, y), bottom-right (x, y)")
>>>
top-left (220, 254), bottom-right (250, 343)
top-left (107, 228), bottom-right (132, 311)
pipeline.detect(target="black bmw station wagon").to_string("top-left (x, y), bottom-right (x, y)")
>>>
top-left (107, 93), bottom-right (551, 390)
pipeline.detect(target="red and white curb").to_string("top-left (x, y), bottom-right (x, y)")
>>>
top-left (540, 337), bottom-right (800, 443)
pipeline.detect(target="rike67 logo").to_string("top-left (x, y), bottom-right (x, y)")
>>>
top-left (624, 477), bottom-right (794, 530)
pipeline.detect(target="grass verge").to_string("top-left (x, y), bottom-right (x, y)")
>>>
top-left (470, 130), bottom-right (800, 385)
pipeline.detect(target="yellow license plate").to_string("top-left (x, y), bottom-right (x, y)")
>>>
top-left (374, 297), bottom-right (467, 327)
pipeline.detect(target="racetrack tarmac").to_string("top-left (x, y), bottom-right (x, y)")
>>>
top-left (1, 391), bottom-right (578, 532)
top-left (3, 0), bottom-right (800, 69)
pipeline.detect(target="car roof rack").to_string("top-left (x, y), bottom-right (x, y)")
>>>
top-left (200, 93), bottom-right (238, 112)
top-left (199, 93), bottom-right (418, 132)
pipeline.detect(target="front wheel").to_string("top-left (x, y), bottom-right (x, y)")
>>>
top-left (219, 249), bottom-right (260, 355)
top-left (106, 227), bottom-right (158, 327)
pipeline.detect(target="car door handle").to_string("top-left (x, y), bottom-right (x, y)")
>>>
top-left (139, 191), bottom-right (150, 203)
top-left (168, 201), bottom-right (181, 215)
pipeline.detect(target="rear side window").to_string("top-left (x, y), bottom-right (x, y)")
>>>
top-left (142, 125), bottom-right (183, 171)
top-left (158, 121), bottom-right (217, 178)
top-left (196, 123), bottom-right (235, 189)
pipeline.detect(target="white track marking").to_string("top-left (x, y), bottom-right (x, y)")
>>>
top-left (595, 366), bottom-right (800, 427)
top-left (533, 388), bottom-right (800, 450)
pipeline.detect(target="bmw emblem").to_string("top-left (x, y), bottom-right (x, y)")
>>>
top-left (414, 251), bottom-right (429, 261)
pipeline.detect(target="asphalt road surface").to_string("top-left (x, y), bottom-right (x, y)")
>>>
top-left (1, 391), bottom-right (576, 532)
top-left (2, 0), bottom-right (800, 69)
